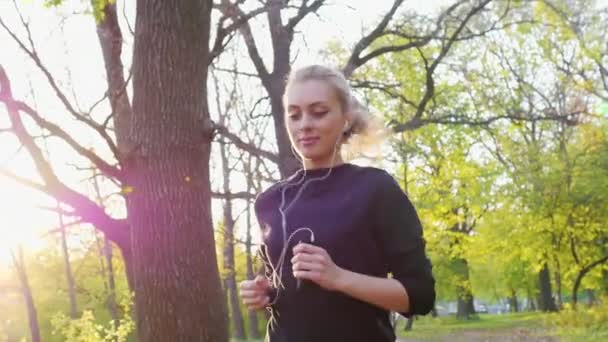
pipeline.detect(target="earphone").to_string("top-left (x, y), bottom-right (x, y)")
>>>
top-left (343, 120), bottom-right (350, 134)
top-left (264, 128), bottom-right (344, 306)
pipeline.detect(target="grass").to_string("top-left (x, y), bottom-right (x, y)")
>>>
top-left (397, 311), bottom-right (608, 342)
top-left (232, 311), bottom-right (608, 342)
top-left (396, 312), bottom-right (550, 341)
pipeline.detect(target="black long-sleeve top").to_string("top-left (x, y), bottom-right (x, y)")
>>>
top-left (254, 163), bottom-right (435, 342)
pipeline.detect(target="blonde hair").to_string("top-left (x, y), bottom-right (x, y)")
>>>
top-left (283, 65), bottom-right (387, 161)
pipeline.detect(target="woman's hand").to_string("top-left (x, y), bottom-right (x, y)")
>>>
top-left (291, 243), bottom-right (345, 291)
top-left (239, 275), bottom-right (271, 311)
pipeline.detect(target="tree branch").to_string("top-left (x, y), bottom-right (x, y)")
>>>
top-left (213, 122), bottom-right (279, 163)
top-left (0, 69), bottom-right (123, 181)
top-left (212, 191), bottom-right (256, 200)
top-left (210, 2), bottom-right (270, 64)
top-left (0, 66), bottom-right (129, 250)
top-left (342, 0), bottom-right (405, 77)
top-left (215, 0), bottom-right (270, 80)
top-left (285, 0), bottom-right (325, 33)
top-left (0, 15), bottom-right (120, 161)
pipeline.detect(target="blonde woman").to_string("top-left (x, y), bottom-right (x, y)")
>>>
top-left (240, 65), bottom-right (435, 342)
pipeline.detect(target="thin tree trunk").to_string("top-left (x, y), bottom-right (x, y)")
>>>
top-left (105, 236), bottom-right (120, 331)
top-left (94, 0), bottom-right (136, 297)
top-left (127, 1), bottom-right (228, 340)
top-left (245, 155), bottom-right (261, 340)
top-left (527, 286), bottom-right (536, 311)
top-left (219, 137), bottom-right (246, 340)
top-left (603, 269), bottom-right (608, 297)
top-left (58, 202), bottom-right (78, 318)
top-left (537, 263), bottom-right (557, 312)
top-left (404, 317), bottom-right (414, 331)
top-left (508, 288), bottom-right (519, 313)
top-left (571, 255), bottom-right (608, 309)
top-left (12, 247), bottom-right (41, 342)
top-left (554, 262), bottom-right (563, 310)
top-left (92, 172), bottom-right (120, 333)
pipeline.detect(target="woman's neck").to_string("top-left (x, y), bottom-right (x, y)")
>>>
top-left (303, 155), bottom-right (345, 170)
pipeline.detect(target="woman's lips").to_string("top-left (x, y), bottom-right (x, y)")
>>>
top-left (299, 137), bottom-right (319, 147)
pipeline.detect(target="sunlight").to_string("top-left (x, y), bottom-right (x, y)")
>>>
top-left (0, 157), bottom-right (52, 267)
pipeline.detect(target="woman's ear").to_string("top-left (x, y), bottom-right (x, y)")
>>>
top-left (343, 120), bottom-right (350, 134)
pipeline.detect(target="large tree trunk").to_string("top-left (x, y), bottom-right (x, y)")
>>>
top-left (58, 203), bottom-right (78, 318)
top-left (12, 247), bottom-right (41, 342)
top-left (537, 263), bottom-right (557, 312)
top-left (454, 257), bottom-right (476, 319)
top-left (219, 138), bottom-right (246, 340)
top-left (127, 1), bottom-right (228, 341)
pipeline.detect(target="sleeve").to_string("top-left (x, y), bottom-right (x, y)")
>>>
top-left (254, 196), bottom-right (278, 302)
top-left (373, 171), bottom-right (435, 317)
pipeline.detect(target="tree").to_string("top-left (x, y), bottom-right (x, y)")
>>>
top-left (11, 246), bottom-right (41, 342)
top-left (0, 0), bottom-right (229, 340)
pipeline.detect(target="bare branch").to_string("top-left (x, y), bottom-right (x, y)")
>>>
top-left (215, 1), bottom-right (270, 79)
top-left (0, 66), bottom-right (129, 249)
top-left (285, 0), bottom-right (325, 33)
top-left (0, 77), bottom-right (123, 180)
top-left (343, 0), bottom-right (405, 77)
top-left (212, 191), bottom-right (256, 200)
top-left (213, 122), bottom-right (279, 163)
top-left (0, 15), bottom-right (120, 161)
top-left (210, 3), bottom-right (269, 63)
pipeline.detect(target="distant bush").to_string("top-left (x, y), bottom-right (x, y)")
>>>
top-left (51, 292), bottom-right (134, 342)
top-left (545, 296), bottom-right (608, 342)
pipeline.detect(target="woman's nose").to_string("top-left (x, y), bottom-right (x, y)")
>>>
top-left (299, 112), bottom-right (314, 130)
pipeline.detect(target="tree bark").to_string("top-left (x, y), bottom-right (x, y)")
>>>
top-left (537, 263), bottom-right (557, 312)
top-left (219, 138), bottom-right (246, 340)
top-left (554, 262), bottom-right (563, 309)
top-left (454, 257), bottom-right (476, 319)
top-left (127, 1), bottom-right (228, 340)
top-left (571, 254), bottom-right (608, 309)
top-left (12, 247), bottom-right (41, 342)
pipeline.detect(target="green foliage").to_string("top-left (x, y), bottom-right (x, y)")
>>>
top-left (51, 291), bottom-right (134, 342)
top-left (43, 0), bottom-right (115, 22)
top-left (545, 297), bottom-right (608, 342)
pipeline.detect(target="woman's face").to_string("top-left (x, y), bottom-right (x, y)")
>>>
top-left (285, 79), bottom-right (347, 167)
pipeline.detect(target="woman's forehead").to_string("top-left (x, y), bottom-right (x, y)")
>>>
top-left (286, 80), bottom-right (339, 107)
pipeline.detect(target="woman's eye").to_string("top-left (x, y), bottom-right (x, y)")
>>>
top-left (312, 110), bottom-right (328, 117)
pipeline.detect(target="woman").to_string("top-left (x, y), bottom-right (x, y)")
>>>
top-left (240, 65), bottom-right (435, 342)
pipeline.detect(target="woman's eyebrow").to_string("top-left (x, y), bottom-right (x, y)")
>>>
top-left (287, 101), bottom-right (326, 111)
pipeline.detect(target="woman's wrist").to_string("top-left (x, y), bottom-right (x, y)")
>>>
top-left (333, 267), bottom-right (352, 292)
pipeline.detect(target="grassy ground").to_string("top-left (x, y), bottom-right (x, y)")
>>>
top-left (396, 312), bottom-right (554, 341)
top-left (232, 312), bottom-right (608, 342)
top-left (397, 311), bottom-right (608, 342)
